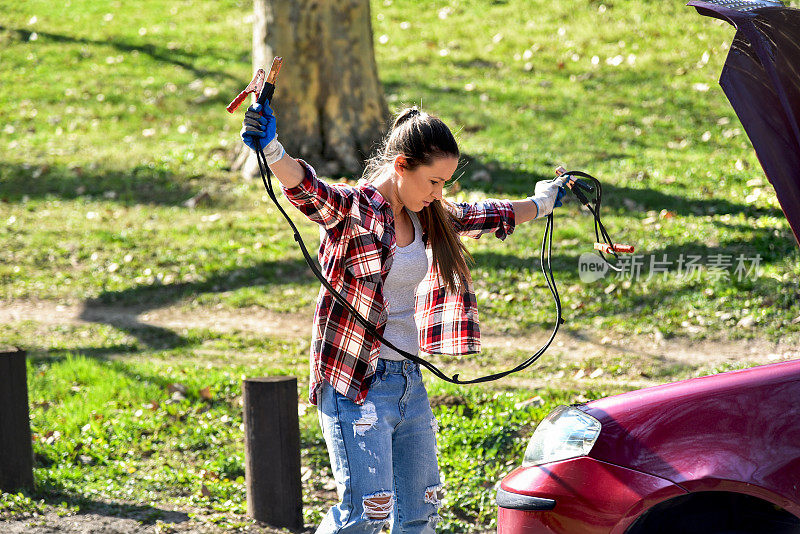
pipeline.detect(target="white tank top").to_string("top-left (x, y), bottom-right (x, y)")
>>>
top-left (379, 210), bottom-right (428, 361)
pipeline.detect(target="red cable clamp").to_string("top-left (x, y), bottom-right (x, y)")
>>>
top-left (594, 243), bottom-right (635, 254)
top-left (226, 68), bottom-right (266, 113)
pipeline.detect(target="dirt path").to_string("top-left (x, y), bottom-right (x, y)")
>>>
top-left (3, 299), bottom-right (797, 370)
top-left (0, 299), bottom-right (309, 339)
top-left (1, 510), bottom-right (287, 534)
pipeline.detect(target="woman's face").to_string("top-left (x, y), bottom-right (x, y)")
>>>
top-left (394, 155), bottom-right (459, 213)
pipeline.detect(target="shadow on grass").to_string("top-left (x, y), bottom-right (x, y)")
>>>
top-left (473, 241), bottom-right (795, 310)
top-left (71, 258), bottom-right (315, 353)
top-left (0, 161), bottom-right (200, 206)
top-left (0, 25), bottom-right (239, 85)
top-left (2, 156), bottom-right (783, 228)
top-left (8, 483), bottom-right (191, 526)
top-left (582, 182), bottom-right (785, 220)
top-left (470, 210), bottom-right (797, 335)
top-left (454, 158), bottom-right (785, 220)
top-left (8, 258), bottom-right (318, 366)
top-left (472, 238), bottom-right (797, 274)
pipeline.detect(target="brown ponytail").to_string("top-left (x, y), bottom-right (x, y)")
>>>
top-left (364, 107), bottom-right (471, 292)
top-left (418, 199), bottom-right (473, 292)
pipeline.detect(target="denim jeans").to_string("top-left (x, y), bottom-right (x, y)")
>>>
top-left (316, 359), bottom-right (443, 533)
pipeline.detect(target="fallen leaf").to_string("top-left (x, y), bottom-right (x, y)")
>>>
top-left (471, 169), bottom-right (491, 183)
top-left (301, 467), bottom-right (313, 482)
top-left (654, 329), bottom-right (665, 344)
top-left (622, 198), bottom-right (642, 210)
top-left (168, 383), bottom-right (187, 395)
top-left (184, 191), bottom-right (211, 209)
top-left (514, 396), bottom-right (544, 410)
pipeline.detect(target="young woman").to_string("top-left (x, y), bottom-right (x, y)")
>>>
top-left (242, 104), bottom-right (569, 533)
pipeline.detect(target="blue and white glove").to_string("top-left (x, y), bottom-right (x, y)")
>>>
top-left (241, 103), bottom-right (284, 165)
top-left (528, 175), bottom-right (571, 219)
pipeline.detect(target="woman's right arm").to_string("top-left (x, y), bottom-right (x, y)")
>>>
top-left (241, 104), bottom-right (353, 228)
top-left (268, 152), bottom-right (305, 189)
top-left (277, 157), bottom-right (355, 230)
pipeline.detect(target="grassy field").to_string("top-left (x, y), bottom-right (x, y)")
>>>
top-left (1, 0), bottom-right (799, 531)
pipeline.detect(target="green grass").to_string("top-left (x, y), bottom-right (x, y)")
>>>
top-left (2, 349), bottom-right (601, 531)
top-left (2, 0), bottom-right (800, 531)
top-left (1, 0), bottom-right (798, 340)
top-left (0, 320), bottom-right (762, 531)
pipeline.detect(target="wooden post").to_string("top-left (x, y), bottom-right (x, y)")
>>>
top-left (242, 376), bottom-right (303, 530)
top-left (0, 348), bottom-right (34, 491)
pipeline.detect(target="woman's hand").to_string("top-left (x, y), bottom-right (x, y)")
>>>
top-left (241, 103), bottom-right (285, 165)
top-left (528, 176), bottom-right (572, 219)
top-left (240, 102), bottom-right (304, 186)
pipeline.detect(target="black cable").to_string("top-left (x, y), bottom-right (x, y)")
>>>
top-left (254, 145), bottom-right (563, 384)
top-left (561, 170), bottom-right (624, 272)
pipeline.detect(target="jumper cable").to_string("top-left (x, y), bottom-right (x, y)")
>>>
top-left (231, 61), bottom-right (633, 384)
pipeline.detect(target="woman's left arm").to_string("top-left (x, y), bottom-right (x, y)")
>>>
top-left (448, 178), bottom-right (568, 239)
top-left (448, 199), bottom-right (517, 240)
top-left (509, 199), bottom-right (539, 225)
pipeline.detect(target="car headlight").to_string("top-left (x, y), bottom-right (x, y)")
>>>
top-left (522, 405), bottom-right (601, 467)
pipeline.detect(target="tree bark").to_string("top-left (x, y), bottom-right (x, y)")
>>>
top-left (242, 0), bottom-right (389, 178)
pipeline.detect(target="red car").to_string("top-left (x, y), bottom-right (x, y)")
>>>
top-left (497, 359), bottom-right (800, 533)
top-left (497, 0), bottom-right (800, 532)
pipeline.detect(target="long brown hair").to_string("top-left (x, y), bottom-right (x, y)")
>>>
top-left (364, 107), bottom-right (472, 292)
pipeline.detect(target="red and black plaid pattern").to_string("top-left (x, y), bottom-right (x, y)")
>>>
top-left (282, 160), bottom-right (516, 405)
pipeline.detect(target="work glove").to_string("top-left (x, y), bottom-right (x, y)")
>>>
top-left (528, 175), bottom-right (571, 219)
top-left (241, 103), bottom-right (284, 164)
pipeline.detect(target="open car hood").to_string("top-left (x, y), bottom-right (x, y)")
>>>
top-left (688, 0), bottom-right (800, 246)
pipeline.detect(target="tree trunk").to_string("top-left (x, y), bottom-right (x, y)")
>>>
top-left (241, 0), bottom-right (389, 178)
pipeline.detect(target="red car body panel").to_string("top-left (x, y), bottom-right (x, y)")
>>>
top-left (498, 359), bottom-right (800, 532)
top-left (498, 457), bottom-right (686, 534)
top-left (582, 358), bottom-right (800, 517)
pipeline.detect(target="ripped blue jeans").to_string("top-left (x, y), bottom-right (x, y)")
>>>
top-left (316, 359), bottom-right (443, 533)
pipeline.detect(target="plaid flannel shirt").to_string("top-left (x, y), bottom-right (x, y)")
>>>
top-left (282, 160), bottom-right (516, 405)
